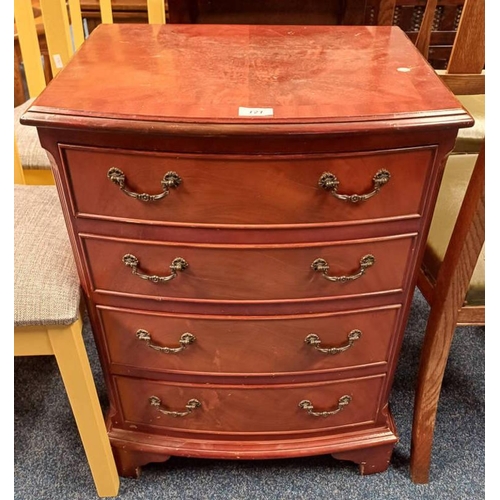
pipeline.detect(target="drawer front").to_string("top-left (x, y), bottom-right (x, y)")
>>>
top-left (98, 305), bottom-right (400, 375)
top-left (114, 374), bottom-right (385, 434)
top-left (62, 145), bottom-right (435, 226)
top-left (82, 234), bottom-right (415, 301)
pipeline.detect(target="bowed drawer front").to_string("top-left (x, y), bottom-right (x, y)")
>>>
top-left (113, 375), bottom-right (386, 434)
top-left (82, 233), bottom-right (416, 301)
top-left (23, 24), bottom-right (472, 478)
top-left (97, 304), bottom-right (400, 376)
top-left (61, 144), bottom-right (435, 226)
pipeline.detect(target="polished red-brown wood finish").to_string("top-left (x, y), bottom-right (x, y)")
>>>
top-left (97, 304), bottom-right (401, 377)
top-left (61, 145), bottom-right (435, 226)
top-left (22, 24), bottom-right (472, 478)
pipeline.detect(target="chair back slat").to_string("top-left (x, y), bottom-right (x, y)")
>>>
top-left (14, 0), bottom-right (46, 98)
top-left (447, 0), bottom-right (485, 74)
top-left (148, 0), bottom-right (167, 23)
top-left (99, 0), bottom-right (114, 24)
top-left (415, 0), bottom-right (438, 59)
top-left (68, 0), bottom-right (86, 49)
top-left (39, 0), bottom-right (74, 76)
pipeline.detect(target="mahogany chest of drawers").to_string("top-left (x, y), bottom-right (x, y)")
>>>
top-left (22, 24), bottom-right (472, 477)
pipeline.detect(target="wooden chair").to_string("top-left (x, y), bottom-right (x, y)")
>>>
top-left (376, 0), bottom-right (467, 69)
top-left (14, 3), bottom-right (51, 107)
top-left (14, 138), bottom-right (120, 497)
top-left (14, 0), bottom-right (168, 184)
top-left (79, 0), bottom-right (167, 34)
top-left (14, 0), bottom-right (78, 185)
top-left (409, 0), bottom-right (485, 484)
top-left (415, 0), bottom-right (484, 155)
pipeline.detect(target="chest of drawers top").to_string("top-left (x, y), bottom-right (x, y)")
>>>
top-left (22, 24), bottom-right (471, 139)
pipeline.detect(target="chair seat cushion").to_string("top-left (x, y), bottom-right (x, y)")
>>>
top-left (14, 98), bottom-right (51, 170)
top-left (423, 153), bottom-right (485, 306)
top-left (14, 185), bottom-right (80, 327)
top-left (454, 95), bottom-right (485, 154)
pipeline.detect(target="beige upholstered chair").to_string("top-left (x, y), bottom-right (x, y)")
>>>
top-left (454, 95), bottom-right (485, 154)
top-left (14, 0), bottom-right (168, 184)
top-left (14, 139), bottom-right (120, 497)
top-left (419, 151), bottom-right (485, 309)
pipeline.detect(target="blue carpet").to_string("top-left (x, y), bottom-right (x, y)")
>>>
top-left (14, 289), bottom-right (485, 499)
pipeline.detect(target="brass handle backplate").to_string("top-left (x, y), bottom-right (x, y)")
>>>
top-left (149, 396), bottom-right (201, 418)
top-left (107, 167), bottom-right (182, 202)
top-left (319, 169), bottom-right (390, 203)
top-left (298, 395), bottom-right (352, 417)
top-left (122, 254), bottom-right (188, 283)
top-left (311, 255), bottom-right (375, 283)
top-left (136, 330), bottom-right (196, 353)
top-left (305, 330), bottom-right (362, 354)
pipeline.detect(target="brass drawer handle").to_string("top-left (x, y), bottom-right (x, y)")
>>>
top-left (319, 169), bottom-right (390, 203)
top-left (107, 167), bottom-right (182, 202)
top-left (298, 395), bottom-right (352, 417)
top-left (311, 254), bottom-right (375, 283)
top-left (122, 254), bottom-right (188, 283)
top-left (305, 330), bottom-right (362, 354)
top-left (149, 396), bottom-right (201, 418)
top-left (136, 330), bottom-right (196, 353)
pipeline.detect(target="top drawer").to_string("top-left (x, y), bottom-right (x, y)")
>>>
top-left (60, 145), bottom-right (436, 227)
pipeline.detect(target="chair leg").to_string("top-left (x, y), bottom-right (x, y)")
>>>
top-left (48, 320), bottom-right (119, 497)
top-left (410, 317), bottom-right (457, 483)
top-left (23, 168), bottom-right (55, 185)
top-left (411, 145), bottom-right (485, 483)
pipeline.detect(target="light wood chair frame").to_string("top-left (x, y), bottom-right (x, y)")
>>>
top-left (14, 139), bottom-right (120, 497)
top-left (14, 0), bottom-right (167, 186)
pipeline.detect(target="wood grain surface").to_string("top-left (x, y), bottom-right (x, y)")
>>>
top-left (81, 233), bottom-right (416, 301)
top-left (97, 304), bottom-right (401, 376)
top-left (62, 144), bottom-right (435, 226)
top-left (113, 374), bottom-right (385, 434)
top-left (23, 24), bottom-right (469, 127)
